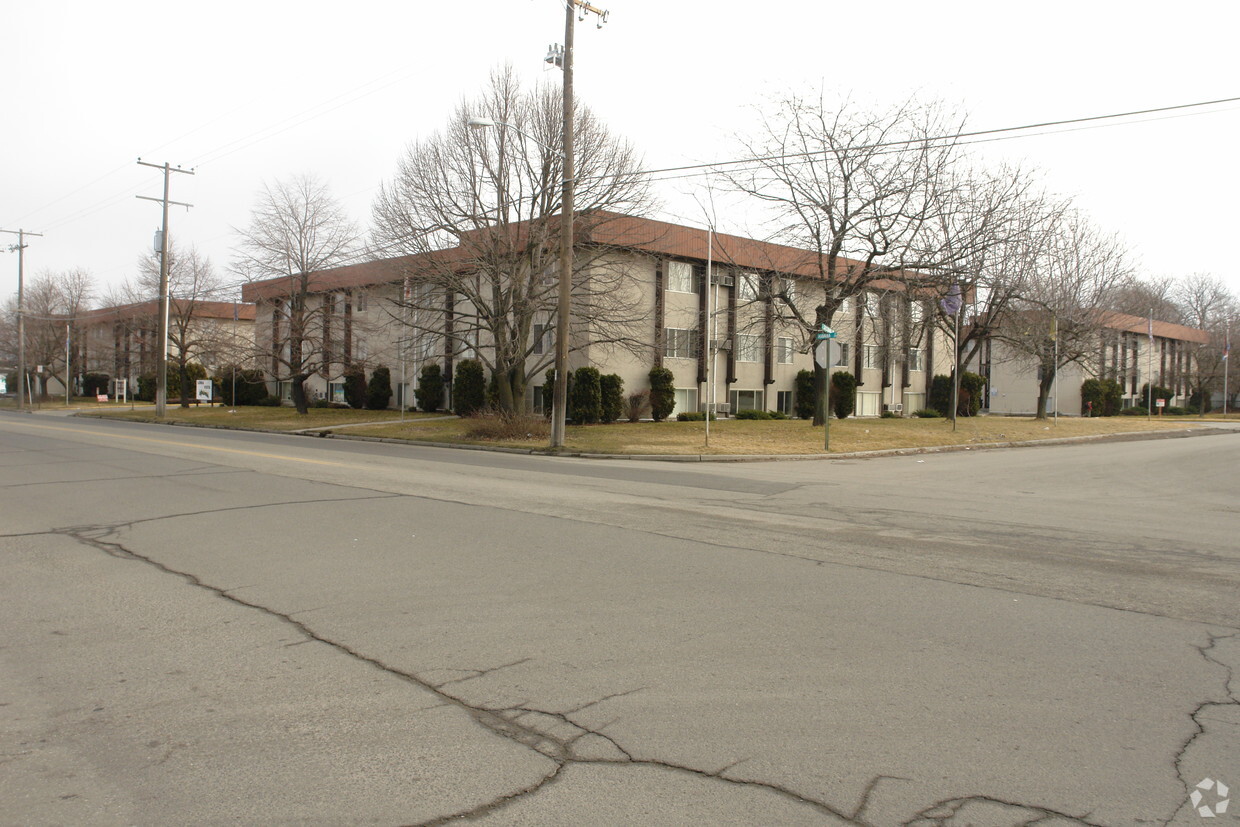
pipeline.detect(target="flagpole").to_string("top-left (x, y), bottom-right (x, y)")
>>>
top-left (1224, 321), bottom-right (1230, 419)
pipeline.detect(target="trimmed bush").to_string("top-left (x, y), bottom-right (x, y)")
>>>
top-left (569, 367), bottom-right (602, 424)
top-left (415, 363), bottom-right (444, 412)
top-left (794, 370), bottom-right (816, 419)
top-left (1140, 384), bottom-right (1174, 407)
top-left (912, 408), bottom-right (942, 418)
top-left (769, 410), bottom-right (788, 419)
top-left (82, 373), bottom-right (110, 396)
top-left (1119, 406), bottom-right (1149, 416)
top-left (463, 408), bottom-right (550, 441)
top-left (735, 408), bottom-right (773, 420)
top-left (929, 374), bottom-right (952, 417)
top-left (599, 374), bottom-right (624, 424)
top-left (648, 366), bottom-right (675, 422)
top-left (831, 371), bottom-right (857, 420)
top-left (366, 365), bottom-right (393, 410)
top-left (1163, 405), bottom-right (1186, 416)
top-left (454, 359), bottom-right (486, 416)
top-left (541, 369), bottom-right (574, 417)
top-left (255, 395), bottom-right (283, 407)
top-left (626, 390), bottom-right (649, 423)
top-left (677, 411), bottom-right (715, 421)
top-left (1188, 389), bottom-right (1212, 414)
top-left (958, 371), bottom-right (985, 416)
top-left (1081, 378), bottom-right (1123, 416)
top-left (215, 368), bottom-right (269, 406)
top-left (340, 364), bottom-right (366, 408)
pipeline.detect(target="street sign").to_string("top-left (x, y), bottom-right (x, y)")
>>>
top-left (815, 340), bottom-right (841, 368)
top-left (815, 324), bottom-right (837, 341)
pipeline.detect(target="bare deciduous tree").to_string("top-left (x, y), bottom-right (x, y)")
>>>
top-left (726, 95), bottom-right (963, 424)
top-left (138, 243), bottom-right (229, 406)
top-left (371, 66), bottom-right (653, 413)
top-left (1174, 273), bottom-right (1236, 413)
top-left (234, 174), bottom-right (362, 414)
top-left (15, 269), bottom-right (94, 399)
top-left (996, 215), bottom-right (1133, 418)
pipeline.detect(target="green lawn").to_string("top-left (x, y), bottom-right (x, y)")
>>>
top-left (76, 404), bottom-right (1235, 455)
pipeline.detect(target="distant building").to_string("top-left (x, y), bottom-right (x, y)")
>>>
top-left (983, 312), bottom-right (1211, 415)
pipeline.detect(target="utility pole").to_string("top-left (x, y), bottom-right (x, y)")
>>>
top-left (549, 0), bottom-right (608, 450)
top-left (1, 228), bottom-right (44, 412)
top-left (137, 159), bottom-right (193, 418)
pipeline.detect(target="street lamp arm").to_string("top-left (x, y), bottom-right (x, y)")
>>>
top-left (466, 117), bottom-right (564, 157)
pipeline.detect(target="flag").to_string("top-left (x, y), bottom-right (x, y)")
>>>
top-left (939, 284), bottom-right (962, 316)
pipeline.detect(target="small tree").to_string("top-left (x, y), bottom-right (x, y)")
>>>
top-left (454, 359), bottom-right (486, 416)
top-left (343, 364), bottom-right (367, 408)
top-left (416, 363), bottom-right (444, 412)
top-left (600, 373), bottom-right (624, 424)
top-left (794, 370), bottom-right (815, 419)
top-left (570, 367), bottom-right (602, 424)
top-left (367, 365), bottom-right (393, 410)
top-left (1140, 383), bottom-right (1174, 412)
top-left (626, 390), bottom-right (649, 422)
top-left (168, 363), bottom-right (209, 402)
top-left (648, 366), bottom-right (675, 422)
top-left (831, 371), bottom-right (857, 419)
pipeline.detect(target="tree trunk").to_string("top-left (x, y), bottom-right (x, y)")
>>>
top-left (291, 374), bottom-right (309, 415)
top-left (1034, 370), bottom-right (1054, 420)
top-left (179, 362), bottom-right (190, 408)
top-left (812, 363), bottom-right (827, 426)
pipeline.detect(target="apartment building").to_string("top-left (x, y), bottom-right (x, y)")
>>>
top-left (984, 312), bottom-right (1211, 415)
top-left (240, 213), bottom-right (955, 416)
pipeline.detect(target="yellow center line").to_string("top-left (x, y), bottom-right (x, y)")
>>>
top-left (0, 419), bottom-right (354, 468)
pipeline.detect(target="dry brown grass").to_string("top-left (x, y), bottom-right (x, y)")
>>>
top-left (83, 404), bottom-right (423, 431)
top-left (345, 413), bottom-right (1219, 455)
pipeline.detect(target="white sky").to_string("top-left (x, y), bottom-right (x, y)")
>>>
top-left (5, 1), bottom-right (1239, 304)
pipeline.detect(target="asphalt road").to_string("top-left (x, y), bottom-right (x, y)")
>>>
top-left (1, 413), bottom-right (1237, 826)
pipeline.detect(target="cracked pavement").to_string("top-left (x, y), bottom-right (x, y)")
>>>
top-left (1, 414), bottom-right (1237, 825)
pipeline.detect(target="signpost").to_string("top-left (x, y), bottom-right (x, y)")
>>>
top-left (816, 325), bottom-right (837, 450)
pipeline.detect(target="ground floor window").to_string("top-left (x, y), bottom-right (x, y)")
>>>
top-left (776, 390), bottom-right (794, 415)
top-left (394, 383), bottom-right (410, 409)
top-left (532, 385), bottom-right (547, 415)
top-left (729, 389), bottom-right (763, 412)
top-left (856, 391), bottom-right (881, 417)
top-left (278, 381), bottom-right (293, 401)
top-left (328, 381), bottom-right (346, 404)
top-left (674, 387), bottom-right (698, 416)
top-left (903, 392), bottom-right (925, 412)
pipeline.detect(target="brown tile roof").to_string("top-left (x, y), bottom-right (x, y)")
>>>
top-left (78, 299), bottom-right (256, 324)
top-left (1099, 311), bottom-right (1211, 344)
top-left (238, 213), bottom-right (906, 301)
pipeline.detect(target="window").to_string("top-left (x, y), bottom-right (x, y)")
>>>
top-left (856, 391), bottom-right (880, 417)
top-left (667, 261), bottom-right (696, 293)
top-left (910, 301), bottom-right (924, 323)
top-left (863, 345), bottom-right (881, 370)
top-left (864, 293), bottom-right (881, 316)
top-left (776, 390), bottom-right (794, 415)
top-left (328, 382), bottom-right (345, 404)
top-left (673, 387), bottom-right (698, 416)
top-left (355, 292), bottom-right (367, 312)
top-left (839, 297), bottom-right (852, 314)
top-left (779, 277), bottom-right (796, 302)
top-left (908, 347), bottom-right (924, 371)
top-left (532, 323), bottom-right (552, 356)
top-left (736, 334), bottom-right (764, 363)
top-left (665, 328), bottom-right (699, 360)
top-left (835, 341), bottom-right (851, 367)
top-left (729, 389), bottom-right (763, 412)
top-left (738, 272), bottom-right (760, 302)
top-left (776, 337), bottom-right (795, 364)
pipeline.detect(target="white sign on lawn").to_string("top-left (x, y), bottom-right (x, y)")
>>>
top-left (196, 379), bottom-right (213, 403)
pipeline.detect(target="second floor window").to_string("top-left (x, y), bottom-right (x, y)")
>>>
top-left (665, 328), bottom-right (698, 359)
top-left (667, 261), bottom-right (696, 293)
top-left (908, 347), bottom-right (924, 371)
top-left (736, 333), bottom-right (764, 363)
top-left (863, 344), bottom-right (881, 370)
top-left (776, 337), bottom-right (795, 364)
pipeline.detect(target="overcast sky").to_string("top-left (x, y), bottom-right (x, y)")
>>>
top-left (5, 1), bottom-right (1239, 306)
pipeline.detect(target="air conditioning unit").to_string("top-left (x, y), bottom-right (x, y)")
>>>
top-left (709, 402), bottom-right (731, 415)
top-left (711, 338), bottom-right (732, 351)
top-left (712, 273), bottom-right (734, 287)
top-left (891, 403), bottom-right (904, 413)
